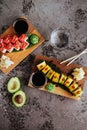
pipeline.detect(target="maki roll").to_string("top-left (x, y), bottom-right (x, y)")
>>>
top-left (64, 77), bottom-right (73, 88)
top-left (5, 42), bottom-right (14, 52)
top-left (52, 72), bottom-right (60, 83)
top-left (13, 40), bottom-right (21, 50)
top-left (0, 37), bottom-right (4, 44)
top-left (58, 74), bottom-right (67, 84)
top-left (72, 87), bottom-right (83, 97)
top-left (0, 43), bottom-right (6, 53)
top-left (46, 69), bottom-right (55, 79)
top-left (37, 61), bottom-right (47, 70)
top-left (4, 35), bottom-right (12, 44)
top-left (19, 34), bottom-right (28, 43)
top-left (68, 82), bottom-right (78, 92)
top-left (11, 35), bottom-right (18, 44)
top-left (42, 65), bottom-right (51, 74)
top-left (20, 41), bottom-right (29, 50)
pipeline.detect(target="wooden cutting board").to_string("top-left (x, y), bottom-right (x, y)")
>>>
top-left (28, 55), bottom-right (87, 100)
top-left (0, 16), bottom-right (45, 74)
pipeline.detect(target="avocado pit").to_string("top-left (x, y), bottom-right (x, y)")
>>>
top-left (14, 94), bottom-right (23, 104)
top-left (12, 90), bottom-right (26, 107)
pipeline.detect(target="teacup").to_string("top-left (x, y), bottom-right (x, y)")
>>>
top-left (50, 27), bottom-right (71, 49)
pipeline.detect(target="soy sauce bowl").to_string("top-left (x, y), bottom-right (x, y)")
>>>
top-left (13, 18), bottom-right (29, 36)
top-left (29, 72), bottom-right (47, 88)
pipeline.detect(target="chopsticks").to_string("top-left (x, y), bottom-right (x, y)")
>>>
top-left (60, 48), bottom-right (87, 66)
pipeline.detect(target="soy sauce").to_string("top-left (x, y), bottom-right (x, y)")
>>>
top-left (32, 72), bottom-right (46, 88)
top-left (13, 18), bottom-right (28, 35)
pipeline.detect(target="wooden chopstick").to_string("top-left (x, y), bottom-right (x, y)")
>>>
top-left (60, 49), bottom-right (87, 66)
top-left (60, 55), bottom-right (78, 64)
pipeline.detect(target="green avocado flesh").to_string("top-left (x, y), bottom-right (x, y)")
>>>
top-left (12, 90), bottom-right (26, 107)
top-left (7, 77), bottom-right (20, 93)
top-left (29, 34), bottom-right (39, 44)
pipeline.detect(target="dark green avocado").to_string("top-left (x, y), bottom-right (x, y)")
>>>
top-left (7, 77), bottom-right (20, 94)
top-left (12, 90), bottom-right (26, 108)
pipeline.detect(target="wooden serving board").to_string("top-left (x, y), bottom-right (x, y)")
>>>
top-left (28, 55), bottom-right (87, 100)
top-left (0, 17), bottom-right (45, 74)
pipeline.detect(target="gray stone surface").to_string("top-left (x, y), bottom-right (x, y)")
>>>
top-left (0, 0), bottom-right (87, 130)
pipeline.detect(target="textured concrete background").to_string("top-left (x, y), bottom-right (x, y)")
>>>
top-left (0, 0), bottom-right (87, 130)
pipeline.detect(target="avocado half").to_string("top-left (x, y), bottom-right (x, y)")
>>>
top-left (12, 90), bottom-right (26, 107)
top-left (7, 77), bottom-right (20, 94)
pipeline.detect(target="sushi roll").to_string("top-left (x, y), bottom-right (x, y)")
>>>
top-left (42, 65), bottom-right (51, 74)
top-left (52, 72), bottom-right (60, 83)
top-left (20, 41), bottom-right (29, 50)
top-left (64, 77), bottom-right (73, 88)
top-left (5, 42), bottom-right (14, 52)
top-left (13, 40), bottom-right (21, 50)
top-left (0, 43), bottom-right (6, 53)
top-left (0, 37), bottom-right (4, 44)
top-left (68, 82), bottom-right (78, 92)
top-left (58, 74), bottom-right (67, 84)
top-left (4, 35), bottom-right (12, 44)
top-left (72, 87), bottom-right (83, 97)
top-left (11, 35), bottom-right (18, 44)
top-left (19, 34), bottom-right (28, 43)
top-left (37, 61), bottom-right (47, 70)
top-left (46, 69), bottom-right (55, 79)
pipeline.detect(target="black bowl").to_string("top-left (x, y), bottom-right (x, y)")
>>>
top-left (30, 72), bottom-right (47, 88)
top-left (13, 18), bottom-right (29, 36)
